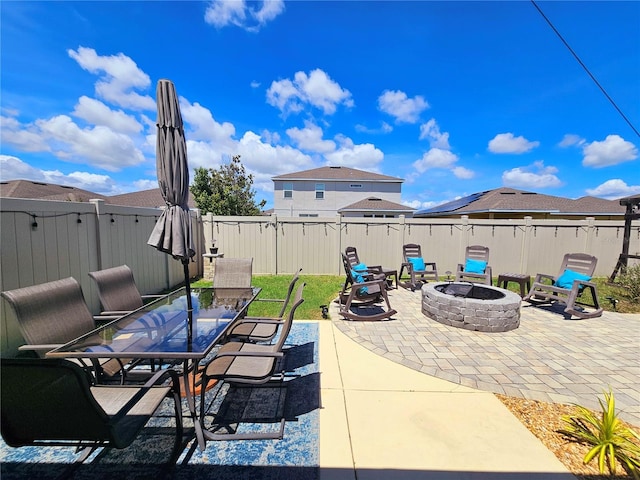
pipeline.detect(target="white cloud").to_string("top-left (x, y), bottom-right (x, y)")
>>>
top-left (286, 121), bottom-right (336, 153)
top-left (412, 148), bottom-right (459, 173)
top-left (355, 122), bottom-right (393, 134)
top-left (502, 160), bottom-right (562, 188)
top-left (238, 131), bottom-right (313, 172)
top-left (133, 179), bottom-right (159, 191)
top-left (419, 118), bottom-right (450, 149)
top-left (324, 135), bottom-right (384, 171)
top-left (204, 0), bottom-right (284, 32)
top-left (488, 133), bottom-right (540, 154)
top-left (453, 166), bottom-right (474, 179)
top-left (72, 96), bottom-right (143, 134)
top-left (266, 69), bottom-right (353, 115)
top-left (67, 47), bottom-right (155, 110)
top-left (585, 179), bottom-right (640, 200)
top-left (0, 154), bottom-right (124, 195)
top-left (378, 90), bottom-right (428, 124)
top-left (558, 133), bottom-right (585, 148)
top-left (0, 115), bottom-right (50, 152)
top-left (180, 99), bottom-right (236, 145)
top-left (250, 80), bottom-right (261, 89)
top-left (582, 134), bottom-right (638, 168)
top-left (36, 115), bottom-right (146, 171)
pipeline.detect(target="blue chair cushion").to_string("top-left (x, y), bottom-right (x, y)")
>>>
top-left (554, 269), bottom-right (591, 289)
top-left (352, 262), bottom-right (368, 272)
top-left (408, 257), bottom-right (426, 271)
top-left (351, 270), bottom-right (368, 294)
top-left (464, 258), bottom-right (487, 274)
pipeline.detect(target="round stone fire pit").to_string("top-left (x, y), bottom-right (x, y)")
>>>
top-left (422, 282), bottom-right (521, 332)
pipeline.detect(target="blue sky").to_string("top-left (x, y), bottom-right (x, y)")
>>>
top-left (1, 1), bottom-right (639, 210)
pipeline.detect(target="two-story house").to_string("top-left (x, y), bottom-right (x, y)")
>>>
top-left (272, 166), bottom-right (414, 218)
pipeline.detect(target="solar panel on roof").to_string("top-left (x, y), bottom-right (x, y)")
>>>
top-left (414, 191), bottom-right (486, 216)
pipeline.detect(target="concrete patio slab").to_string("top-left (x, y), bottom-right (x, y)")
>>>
top-left (319, 321), bottom-right (573, 479)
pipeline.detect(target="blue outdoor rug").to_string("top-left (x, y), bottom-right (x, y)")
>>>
top-left (0, 322), bottom-right (320, 480)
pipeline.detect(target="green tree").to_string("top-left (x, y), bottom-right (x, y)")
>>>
top-left (190, 155), bottom-right (266, 215)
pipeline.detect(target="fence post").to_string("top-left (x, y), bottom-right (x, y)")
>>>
top-left (585, 217), bottom-right (595, 253)
top-left (460, 215), bottom-right (470, 258)
top-left (271, 213), bottom-right (278, 275)
top-left (521, 216), bottom-right (533, 274)
top-left (336, 215), bottom-right (343, 275)
top-left (90, 199), bottom-right (108, 271)
top-left (399, 214), bottom-right (406, 250)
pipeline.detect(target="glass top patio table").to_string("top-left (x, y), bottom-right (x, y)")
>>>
top-left (47, 286), bottom-right (261, 361)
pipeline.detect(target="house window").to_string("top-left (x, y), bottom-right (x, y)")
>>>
top-left (315, 183), bottom-right (325, 200)
top-left (283, 183), bottom-right (293, 199)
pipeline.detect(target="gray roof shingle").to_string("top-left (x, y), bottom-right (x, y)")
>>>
top-left (272, 166), bottom-right (402, 182)
top-left (415, 187), bottom-right (625, 216)
top-left (338, 197), bottom-right (414, 213)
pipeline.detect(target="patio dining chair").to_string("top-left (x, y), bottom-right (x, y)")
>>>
top-left (197, 282), bottom-right (306, 441)
top-left (213, 258), bottom-right (253, 288)
top-left (523, 252), bottom-right (603, 319)
top-left (455, 245), bottom-right (493, 285)
top-left (399, 243), bottom-right (439, 291)
top-left (1, 277), bottom-right (137, 383)
top-left (89, 265), bottom-right (166, 321)
top-left (0, 357), bottom-right (183, 464)
top-left (225, 268), bottom-right (302, 343)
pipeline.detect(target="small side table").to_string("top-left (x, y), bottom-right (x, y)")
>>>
top-left (497, 273), bottom-right (531, 298)
top-left (381, 268), bottom-right (398, 289)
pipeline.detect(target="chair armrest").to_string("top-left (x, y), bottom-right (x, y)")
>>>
top-left (571, 279), bottom-right (597, 290)
top-left (401, 262), bottom-right (413, 273)
top-left (255, 298), bottom-right (285, 303)
top-left (98, 310), bottom-right (130, 316)
top-left (532, 273), bottom-right (555, 284)
top-left (141, 294), bottom-right (166, 301)
top-left (94, 314), bottom-right (122, 323)
top-left (236, 317), bottom-right (284, 324)
top-left (18, 343), bottom-right (63, 352)
top-left (214, 350), bottom-right (284, 359)
top-left (366, 265), bottom-right (383, 273)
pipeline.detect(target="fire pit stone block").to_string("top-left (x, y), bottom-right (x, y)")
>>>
top-left (422, 283), bottom-right (521, 332)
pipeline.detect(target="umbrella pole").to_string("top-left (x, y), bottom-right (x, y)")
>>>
top-left (182, 259), bottom-right (193, 348)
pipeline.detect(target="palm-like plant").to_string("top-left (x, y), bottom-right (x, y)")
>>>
top-left (559, 388), bottom-right (640, 479)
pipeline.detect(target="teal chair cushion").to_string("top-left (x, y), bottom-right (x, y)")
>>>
top-left (464, 258), bottom-right (487, 274)
top-left (554, 269), bottom-right (591, 289)
top-left (408, 257), bottom-right (426, 271)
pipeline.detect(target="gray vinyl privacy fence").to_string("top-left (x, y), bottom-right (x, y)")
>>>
top-left (2, 197), bottom-right (639, 355)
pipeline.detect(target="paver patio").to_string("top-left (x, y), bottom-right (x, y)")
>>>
top-left (330, 285), bottom-right (640, 426)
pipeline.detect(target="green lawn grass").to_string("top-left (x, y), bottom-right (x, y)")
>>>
top-left (191, 274), bottom-right (639, 317)
top-left (191, 274), bottom-right (344, 320)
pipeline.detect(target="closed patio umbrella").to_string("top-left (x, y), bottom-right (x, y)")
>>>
top-left (148, 79), bottom-right (195, 343)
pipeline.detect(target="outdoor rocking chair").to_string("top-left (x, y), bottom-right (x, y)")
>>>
top-left (343, 246), bottom-right (387, 291)
top-left (455, 245), bottom-right (493, 285)
top-left (197, 282), bottom-right (306, 441)
top-left (0, 357), bottom-right (183, 464)
top-left (225, 268), bottom-right (302, 344)
top-left (398, 243), bottom-right (438, 291)
top-left (523, 252), bottom-right (604, 319)
top-left (339, 253), bottom-right (397, 321)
